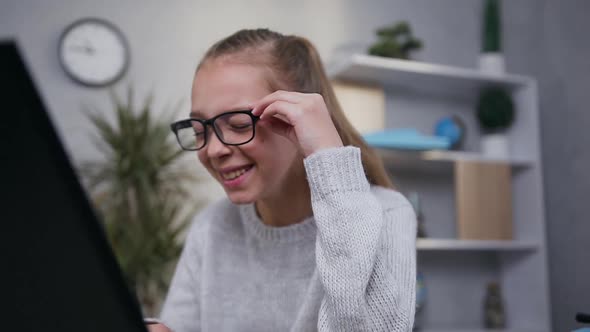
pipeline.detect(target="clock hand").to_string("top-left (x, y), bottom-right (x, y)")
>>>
top-left (68, 45), bottom-right (96, 55)
top-left (68, 45), bottom-right (90, 54)
top-left (85, 45), bottom-right (96, 55)
top-left (83, 40), bottom-right (96, 55)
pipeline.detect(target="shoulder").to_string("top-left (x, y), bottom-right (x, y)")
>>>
top-left (192, 197), bottom-right (239, 225)
top-left (183, 197), bottom-right (243, 248)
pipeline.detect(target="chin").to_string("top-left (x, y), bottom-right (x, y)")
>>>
top-left (225, 190), bottom-right (258, 205)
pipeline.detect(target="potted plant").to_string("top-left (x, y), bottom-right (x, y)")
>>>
top-left (479, 0), bottom-right (505, 74)
top-left (477, 87), bottom-right (515, 157)
top-left (81, 89), bottom-right (203, 316)
top-left (368, 21), bottom-right (423, 60)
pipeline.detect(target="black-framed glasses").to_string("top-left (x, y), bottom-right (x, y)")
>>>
top-left (170, 110), bottom-right (260, 151)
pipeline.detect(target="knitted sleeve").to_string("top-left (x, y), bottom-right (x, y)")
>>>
top-left (160, 220), bottom-right (203, 332)
top-left (303, 146), bottom-right (417, 332)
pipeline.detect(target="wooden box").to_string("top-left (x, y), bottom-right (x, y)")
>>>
top-left (331, 80), bottom-right (385, 134)
top-left (455, 161), bottom-right (513, 240)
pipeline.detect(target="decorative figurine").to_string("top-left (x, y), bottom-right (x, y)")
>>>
top-left (484, 281), bottom-right (506, 329)
top-left (408, 191), bottom-right (427, 238)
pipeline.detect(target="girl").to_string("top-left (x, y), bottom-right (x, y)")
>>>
top-left (152, 28), bottom-right (416, 332)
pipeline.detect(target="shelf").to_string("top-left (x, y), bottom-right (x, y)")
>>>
top-left (375, 148), bottom-right (534, 173)
top-left (329, 54), bottom-right (549, 331)
top-left (417, 239), bottom-right (538, 251)
top-left (419, 150), bottom-right (532, 166)
top-left (328, 54), bottom-right (532, 99)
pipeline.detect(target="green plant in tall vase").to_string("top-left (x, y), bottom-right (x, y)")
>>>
top-left (81, 89), bottom-right (203, 316)
top-left (479, 0), bottom-right (505, 74)
top-left (476, 87), bottom-right (515, 157)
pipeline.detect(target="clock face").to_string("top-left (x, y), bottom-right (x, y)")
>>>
top-left (59, 18), bottom-right (129, 87)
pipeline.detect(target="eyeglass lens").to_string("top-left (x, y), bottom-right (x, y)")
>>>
top-left (176, 112), bottom-right (255, 150)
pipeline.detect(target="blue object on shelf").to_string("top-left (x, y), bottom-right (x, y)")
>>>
top-left (363, 128), bottom-right (451, 150)
top-left (434, 115), bottom-right (466, 149)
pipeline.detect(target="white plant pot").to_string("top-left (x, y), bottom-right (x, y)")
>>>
top-left (481, 133), bottom-right (509, 158)
top-left (478, 52), bottom-right (505, 75)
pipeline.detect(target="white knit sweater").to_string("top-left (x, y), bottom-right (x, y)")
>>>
top-left (160, 146), bottom-right (417, 331)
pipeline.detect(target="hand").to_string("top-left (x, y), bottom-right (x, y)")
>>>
top-left (146, 323), bottom-right (172, 332)
top-left (251, 91), bottom-right (343, 157)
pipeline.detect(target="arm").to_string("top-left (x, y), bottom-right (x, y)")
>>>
top-left (304, 146), bottom-right (417, 332)
top-left (159, 221), bottom-right (203, 332)
top-left (251, 91), bottom-right (416, 330)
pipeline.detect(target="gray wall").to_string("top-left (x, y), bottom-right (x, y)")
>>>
top-left (0, 0), bottom-right (483, 201)
top-left (504, 1), bottom-right (590, 331)
top-left (0, 0), bottom-right (482, 165)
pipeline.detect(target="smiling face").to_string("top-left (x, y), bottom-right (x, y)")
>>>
top-left (191, 59), bottom-right (304, 204)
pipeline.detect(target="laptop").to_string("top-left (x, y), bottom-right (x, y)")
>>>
top-left (0, 40), bottom-right (148, 331)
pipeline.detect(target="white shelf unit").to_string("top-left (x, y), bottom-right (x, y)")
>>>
top-left (329, 55), bottom-right (550, 331)
top-left (373, 148), bottom-right (534, 174)
top-left (417, 239), bottom-right (538, 252)
top-left (328, 54), bottom-right (531, 100)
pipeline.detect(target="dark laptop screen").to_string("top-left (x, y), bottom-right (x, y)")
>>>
top-left (0, 41), bottom-right (147, 332)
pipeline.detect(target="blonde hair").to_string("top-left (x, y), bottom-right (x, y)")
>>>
top-left (198, 29), bottom-right (393, 189)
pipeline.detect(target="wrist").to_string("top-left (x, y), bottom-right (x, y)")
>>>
top-left (305, 138), bottom-right (343, 157)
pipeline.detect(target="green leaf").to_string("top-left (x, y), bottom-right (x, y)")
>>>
top-left (483, 0), bottom-right (502, 52)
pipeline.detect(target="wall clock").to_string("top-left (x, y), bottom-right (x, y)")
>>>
top-left (58, 18), bottom-right (130, 87)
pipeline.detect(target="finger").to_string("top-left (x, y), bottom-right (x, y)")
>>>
top-left (252, 90), bottom-right (305, 116)
top-left (260, 116), bottom-right (295, 139)
top-left (258, 100), bottom-right (302, 124)
top-left (271, 113), bottom-right (291, 125)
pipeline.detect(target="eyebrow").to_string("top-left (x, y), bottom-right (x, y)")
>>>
top-left (189, 110), bottom-right (204, 118)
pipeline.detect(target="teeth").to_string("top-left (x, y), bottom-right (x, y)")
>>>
top-left (222, 167), bottom-right (250, 180)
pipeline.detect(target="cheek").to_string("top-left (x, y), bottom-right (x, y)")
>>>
top-left (197, 151), bottom-right (214, 175)
top-left (197, 150), bottom-right (206, 165)
top-left (240, 128), bottom-right (281, 163)
top-left (243, 130), bottom-right (300, 172)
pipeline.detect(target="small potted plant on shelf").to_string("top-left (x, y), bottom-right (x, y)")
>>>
top-left (479, 0), bottom-right (505, 74)
top-left (368, 21), bottom-right (423, 60)
top-left (477, 87), bottom-right (515, 157)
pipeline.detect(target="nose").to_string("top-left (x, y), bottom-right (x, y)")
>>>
top-left (205, 129), bottom-right (231, 159)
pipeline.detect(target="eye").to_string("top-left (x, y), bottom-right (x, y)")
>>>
top-left (190, 122), bottom-right (205, 136)
top-left (225, 116), bottom-right (252, 130)
top-left (229, 122), bottom-right (252, 130)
